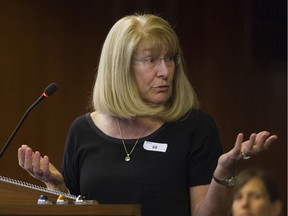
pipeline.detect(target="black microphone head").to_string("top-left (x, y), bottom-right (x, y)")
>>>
top-left (43, 83), bottom-right (58, 97)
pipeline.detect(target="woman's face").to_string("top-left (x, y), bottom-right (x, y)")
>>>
top-left (232, 177), bottom-right (274, 216)
top-left (131, 45), bottom-right (176, 106)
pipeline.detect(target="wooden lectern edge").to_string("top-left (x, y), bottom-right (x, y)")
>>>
top-left (0, 204), bottom-right (141, 216)
top-left (0, 177), bottom-right (141, 216)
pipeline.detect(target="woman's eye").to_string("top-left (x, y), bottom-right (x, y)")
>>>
top-left (167, 56), bottom-right (174, 62)
top-left (145, 57), bottom-right (155, 63)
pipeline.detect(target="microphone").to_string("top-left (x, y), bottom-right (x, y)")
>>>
top-left (0, 83), bottom-right (58, 158)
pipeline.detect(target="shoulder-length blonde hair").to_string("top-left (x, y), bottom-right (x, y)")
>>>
top-left (92, 13), bottom-right (198, 122)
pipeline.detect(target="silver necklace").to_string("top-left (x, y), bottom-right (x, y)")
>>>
top-left (117, 119), bottom-right (141, 162)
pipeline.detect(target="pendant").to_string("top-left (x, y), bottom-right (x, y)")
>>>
top-left (125, 156), bottom-right (131, 161)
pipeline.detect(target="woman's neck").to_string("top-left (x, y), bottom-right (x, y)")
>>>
top-left (90, 111), bottom-right (164, 139)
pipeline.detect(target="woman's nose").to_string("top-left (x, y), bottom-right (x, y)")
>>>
top-left (156, 60), bottom-right (170, 79)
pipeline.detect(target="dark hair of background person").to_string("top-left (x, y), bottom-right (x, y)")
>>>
top-left (234, 168), bottom-right (281, 203)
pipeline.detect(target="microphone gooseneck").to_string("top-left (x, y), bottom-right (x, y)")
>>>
top-left (0, 83), bottom-right (58, 158)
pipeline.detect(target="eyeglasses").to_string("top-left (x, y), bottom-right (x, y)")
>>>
top-left (132, 55), bottom-right (180, 68)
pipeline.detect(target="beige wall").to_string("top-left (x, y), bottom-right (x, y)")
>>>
top-left (0, 1), bottom-right (286, 214)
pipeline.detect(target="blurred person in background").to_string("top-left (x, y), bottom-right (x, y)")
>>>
top-left (231, 167), bottom-right (282, 216)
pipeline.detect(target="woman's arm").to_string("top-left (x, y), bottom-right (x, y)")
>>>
top-left (190, 131), bottom-right (277, 216)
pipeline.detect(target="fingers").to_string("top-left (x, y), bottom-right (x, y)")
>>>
top-left (41, 156), bottom-right (51, 180)
top-left (33, 151), bottom-right (41, 176)
top-left (238, 131), bottom-right (277, 158)
top-left (256, 132), bottom-right (278, 150)
top-left (230, 131), bottom-right (277, 160)
top-left (18, 145), bottom-right (49, 179)
top-left (231, 133), bottom-right (255, 156)
top-left (241, 133), bottom-right (256, 155)
top-left (230, 133), bottom-right (244, 158)
top-left (24, 147), bottom-right (34, 173)
top-left (216, 131), bottom-right (277, 178)
top-left (234, 133), bottom-right (244, 151)
top-left (18, 147), bottom-right (25, 167)
top-left (264, 135), bottom-right (278, 149)
top-left (18, 144), bottom-right (29, 167)
top-left (252, 131), bottom-right (277, 153)
top-left (18, 145), bottom-right (33, 170)
top-left (17, 145), bottom-right (63, 189)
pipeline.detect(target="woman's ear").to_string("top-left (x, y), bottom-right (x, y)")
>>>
top-left (271, 200), bottom-right (282, 216)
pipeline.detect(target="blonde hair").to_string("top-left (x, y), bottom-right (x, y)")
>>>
top-left (92, 14), bottom-right (198, 122)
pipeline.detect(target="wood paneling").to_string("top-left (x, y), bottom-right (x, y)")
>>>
top-left (0, 1), bottom-right (286, 215)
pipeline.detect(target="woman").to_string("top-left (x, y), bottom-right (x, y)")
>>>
top-left (18, 14), bottom-right (277, 216)
top-left (232, 168), bottom-right (282, 216)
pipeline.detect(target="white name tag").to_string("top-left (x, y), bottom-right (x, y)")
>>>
top-left (143, 141), bottom-right (168, 153)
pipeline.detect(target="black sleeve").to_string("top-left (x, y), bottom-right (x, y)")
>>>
top-left (61, 117), bottom-right (82, 196)
top-left (187, 111), bottom-right (223, 187)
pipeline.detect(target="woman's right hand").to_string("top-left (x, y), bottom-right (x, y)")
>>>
top-left (18, 144), bottom-right (68, 193)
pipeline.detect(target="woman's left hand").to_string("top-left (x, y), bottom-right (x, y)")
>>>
top-left (214, 131), bottom-right (278, 178)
